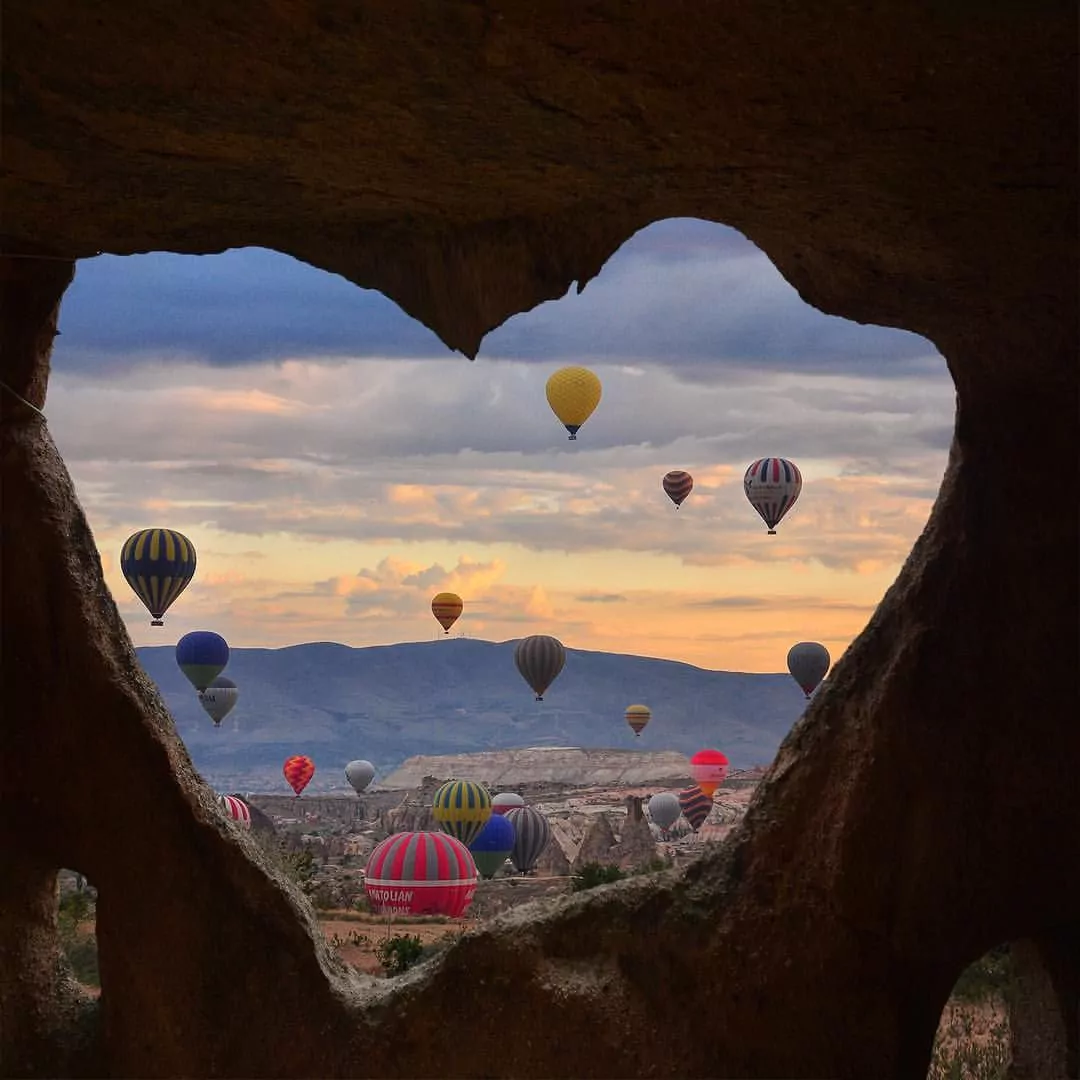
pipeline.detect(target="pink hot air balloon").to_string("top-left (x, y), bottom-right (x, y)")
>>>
top-left (689, 749), bottom-right (730, 797)
top-left (364, 831), bottom-right (478, 918)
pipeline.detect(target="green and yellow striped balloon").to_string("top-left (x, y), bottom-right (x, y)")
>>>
top-left (432, 779), bottom-right (492, 846)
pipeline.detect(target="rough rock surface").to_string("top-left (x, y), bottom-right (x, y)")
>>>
top-left (573, 815), bottom-right (620, 871)
top-left (381, 748), bottom-right (694, 789)
top-left (1, 3), bottom-right (1077, 1079)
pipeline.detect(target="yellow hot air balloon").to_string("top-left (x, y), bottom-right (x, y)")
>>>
top-left (431, 592), bottom-right (463, 634)
top-left (545, 366), bottom-right (602, 441)
top-left (625, 704), bottom-right (651, 737)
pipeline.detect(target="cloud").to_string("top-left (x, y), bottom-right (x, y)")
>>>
top-left (575, 593), bottom-right (628, 604)
top-left (48, 355), bottom-right (950, 577)
top-left (53, 219), bottom-right (941, 382)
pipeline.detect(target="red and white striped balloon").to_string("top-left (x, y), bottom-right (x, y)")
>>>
top-left (219, 794), bottom-right (251, 830)
top-left (364, 831), bottom-right (478, 918)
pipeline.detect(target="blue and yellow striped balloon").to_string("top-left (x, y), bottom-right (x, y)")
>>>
top-left (432, 779), bottom-right (492, 846)
top-left (120, 528), bottom-right (197, 626)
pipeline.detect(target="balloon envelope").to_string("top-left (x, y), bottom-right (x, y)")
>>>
top-left (199, 676), bottom-right (238, 725)
top-left (689, 749), bottom-right (730, 797)
top-left (662, 470), bottom-right (694, 509)
top-left (514, 635), bottom-right (567, 701)
top-left (625, 704), bottom-right (651, 737)
top-left (175, 630), bottom-right (229, 691)
top-left (218, 794), bottom-right (251, 829)
top-left (431, 592), bottom-right (463, 634)
top-left (468, 814), bottom-right (516, 879)
top-left (120, 528), bottom-right (197, 626)
top-left (678, 786), bottom-right (713, 832)
top-left (491, 792), bottom-right (525, 815)
top-left (545, 366), bottom-right (602, 440)
top-left (364, 831), bottom-right (478, 918)
top-left (648, 792), bottom-right (682, 831)
top-left (432, 779), bottom-right (493, 846)
top-left (345, 759), bottom-right (375, 794)
top-left (283, 755), bottom-right (315, 797)
top-left (743, 457), bottom-right (803, 533)
top-left (787, 641), bottom-right (831, 697)
top-left (504, 806), bottom-right (551, 873)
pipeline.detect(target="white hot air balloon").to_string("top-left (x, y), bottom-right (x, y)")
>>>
top-left (648, 792), bottom-right (682, 831)
top-left (198, 676), bottom-right (239, 726)
top-left (345, 759), bottom-right (376, 795)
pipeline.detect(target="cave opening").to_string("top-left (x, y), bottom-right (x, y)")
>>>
top-left (45, 217), bottom-right (955, 798)
top-left (56, 869), bottom-right (100, 998)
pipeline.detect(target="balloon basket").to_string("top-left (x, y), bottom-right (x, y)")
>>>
top-left (150, 619), bottom-right (164, 627)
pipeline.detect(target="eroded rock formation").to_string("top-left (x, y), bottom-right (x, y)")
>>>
top-left (1, 2), bottom-right (1077, 1078)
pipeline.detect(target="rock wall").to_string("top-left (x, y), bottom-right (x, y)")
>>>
top-left (1, 3), bottom-right (1077, 1078)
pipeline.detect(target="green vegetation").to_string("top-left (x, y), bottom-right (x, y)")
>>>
top-left (951, 945), bottom-right (1011, 1003)
top-left (376, 933), bottom-right (425, 975)
top-left (571, 856), bottom-right (672, 892)
top-left (58, 888), bottom-right (99, 988)
top-left (570, 862), bottom-right (626, 891)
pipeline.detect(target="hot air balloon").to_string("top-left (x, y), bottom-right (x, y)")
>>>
top-left (514, 635), bottom-right (566, 701)
top-left (662, 470), bottom-right (694, 509)
top-left (283, 755), bottom-right (315, 797)
top-left (432, 779), bottom-right (493, 846)
top-left (491, 792), bottom-right (525, 816)
top-left (678, 786), bottom-right (713, 832)
top-left (689, 749), bottom-right (730, 797)
top-left (787, 641), bottom-right (832, 698)
top-left (198, 676), bottom-right (238, 726)
top-left (545, 366), bottom-right (602, 441)
top-left (120, 528), bottom-right (197, 626)
top-left (648, 792), bottom-right (681, 832)
top-left (743, 457), bottom-right (803, 534)
top-left (175, 630), bottom-right (229, 692)
top-left (468, 814), bottom-right (516, 879)
top-left (219, 794), bottom-right (251, 830)
top-left (504, 806), bottom-right (551, 874)
top-left (364, 831), bottom-right (478, 918)
top-left (431, 592), bottom-right (463, 634)
top-left (625, 704), bottom-right (651, 737)
top-left (345, 759), bottom-right (375, 795)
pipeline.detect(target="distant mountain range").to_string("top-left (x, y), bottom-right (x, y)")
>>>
top-left (136, 639), bottom-right (808, 793)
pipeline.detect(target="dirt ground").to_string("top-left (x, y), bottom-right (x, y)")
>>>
top-left (317, 911), bottom-right (471, 975)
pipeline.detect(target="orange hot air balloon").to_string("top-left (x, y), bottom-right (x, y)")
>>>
top-left (283, 755), bottom-right (315, 797)
top-left (431, 592), bottom-right (464, 634)
top-left (689, 749), bottom-right (729, 797)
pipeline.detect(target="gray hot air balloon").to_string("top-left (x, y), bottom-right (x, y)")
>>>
top-left (344, 759), bottom-right (375, 795)
top-left (787, 641), bottom-right (831, 698)
top-left (504, 806), bottom-right (551, 874)
top-left (198, 676), bottom-right (239, 726)
top-left (647, 792), bottom-right (682, 831)
top-left (514, 635), bottom-right (566, 701)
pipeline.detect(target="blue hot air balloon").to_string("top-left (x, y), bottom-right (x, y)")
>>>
top-left (175, 630), bottom-right (229, 691)
top-left (468, 814), bottom-right (516, 879)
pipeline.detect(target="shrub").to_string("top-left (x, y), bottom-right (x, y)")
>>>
top-left (952, 945), bottom-right (1012, 1003)
top-left (570, 862), bottom-right (625, 892)
top-left (57, 889), bottom-right (99, 987)
top-left (376, 933), bottom-right (424, 975)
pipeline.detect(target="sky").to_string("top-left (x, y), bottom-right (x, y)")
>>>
top-left (46, 218), bottom-right (954, 673)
